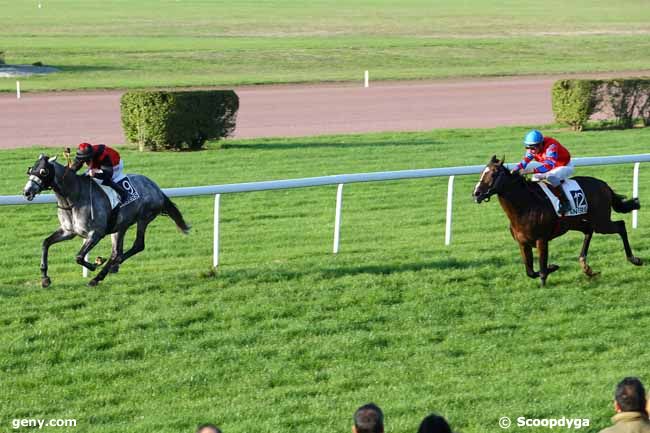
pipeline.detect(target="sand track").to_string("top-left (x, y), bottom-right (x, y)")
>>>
top-left (2, 72), bottom-right (648, 149)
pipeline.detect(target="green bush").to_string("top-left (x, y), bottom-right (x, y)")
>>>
top-left (120, 90), bottom-right (239, 151)
top-left (552, 78), bottom-right (650, 130)
top-left (551, 79), bottom-right (595, 131)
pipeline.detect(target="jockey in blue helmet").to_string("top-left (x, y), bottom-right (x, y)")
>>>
top-left (512, 130), bottom-right (574, 214)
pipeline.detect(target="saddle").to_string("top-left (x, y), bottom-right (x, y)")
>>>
top-left (536, 179), bottom-right (588, 217)
top-left (92, 176), bottom-right (141, 232)
top-left (92, 176), bottom-right (140, 209)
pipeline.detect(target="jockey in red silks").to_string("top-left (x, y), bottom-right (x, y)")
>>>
top-left (511, 130), bottom-right (574, 214)
top-left (70, 142), bottom-right (128, 203)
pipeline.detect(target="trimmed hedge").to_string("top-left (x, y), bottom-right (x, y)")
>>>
top-left (551, 80), bottom-right (595, 131)
top-left (552, 78), bottom-right (650, 130)
top-left (120, 90), bottom-right (239, 151)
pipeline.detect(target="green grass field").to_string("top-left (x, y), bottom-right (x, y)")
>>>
top-left (1, 126), bottom-right (649, 432)
top-left (1, 0), bottom-right (650, 91)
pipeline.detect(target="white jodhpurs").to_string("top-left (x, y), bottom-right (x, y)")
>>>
top-left (526, 162), bottom-right (574, 187)
top-left (86, 160), bottom-right (124, 182)
top-left (111, 160), bottom-right (125, 182)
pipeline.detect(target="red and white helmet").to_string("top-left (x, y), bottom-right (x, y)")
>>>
top-left (76, 142), bottom-right (94, 161)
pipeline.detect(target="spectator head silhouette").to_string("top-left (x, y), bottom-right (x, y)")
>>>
top-left (196, 424), bottom-right (222, 433)
top-left (353, 403), bottom-right (384, 433)
top-left (417, 413), bottom-right (452, 433)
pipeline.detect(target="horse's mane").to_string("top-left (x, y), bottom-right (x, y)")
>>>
top-left (497, 164), bottom-right (537, 188)
top-left (501, 165), bottom-right (551, 205)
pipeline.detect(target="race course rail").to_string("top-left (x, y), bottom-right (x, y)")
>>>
top-left (2, 153), bottom-right (648, 271)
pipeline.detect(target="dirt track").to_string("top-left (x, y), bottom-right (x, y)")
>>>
top-left (1, 73), bottom-right (647, 149)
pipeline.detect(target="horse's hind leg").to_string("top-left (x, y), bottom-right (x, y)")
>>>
top-left (120, 217), bottom-right (152, 263)
top-left (90, 218), bottom-right (152, 286)
top-left (41, 228), bottom-right (76, 287)
top-left (578, 230), bottom-right (599, 277)
top-left (596, 220), bottom-right (642, 265)
top-left (89, 229), bottom-right (127, 286)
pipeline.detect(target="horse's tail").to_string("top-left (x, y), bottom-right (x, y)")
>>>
top-left (162, 195), bottom-right (191, 235)
top-left (610, 187), bottom-right (640, 214)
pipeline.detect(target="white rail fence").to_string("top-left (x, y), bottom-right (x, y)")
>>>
top-left (1, 154), bottom-right (648, 275)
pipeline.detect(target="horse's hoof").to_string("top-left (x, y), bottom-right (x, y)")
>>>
top-left (527, 271), bottom-right (540, 279)
top-left (88, 279), bottom-right (99, 287)
top-left (585, 270), bottom-right (601, 278)
top-left (627, 256), bottom-right (642, 265)
top-left (95, 256), bottom-right (106, 265)
top-left (41, 277), bottom-right (51, 288)
top-left (548, 264), bottom-right (560, 274)
top-left (539, 277), bottom-right (547, 287)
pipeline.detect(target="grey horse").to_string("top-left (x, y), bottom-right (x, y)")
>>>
top-left (23, 154), bottom-right (190, 287)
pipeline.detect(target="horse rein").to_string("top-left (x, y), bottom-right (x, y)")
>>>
top-left (63, 148), bottom-right (72, 180)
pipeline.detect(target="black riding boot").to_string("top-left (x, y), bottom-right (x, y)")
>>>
top-left (557, 189), bottom-right (571, 215)
top-left (103, 180), bottom-right (128, 204)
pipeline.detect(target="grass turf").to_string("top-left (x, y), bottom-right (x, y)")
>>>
top-left (1, 0), bottom-right (650, 91)
top-left (0, 125), bottom-right (649, 432)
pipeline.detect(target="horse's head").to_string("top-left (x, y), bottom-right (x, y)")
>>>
top-left (23, 154), bottom-right (58, 201)
top-left (473, 155), bottom-right (510, 203)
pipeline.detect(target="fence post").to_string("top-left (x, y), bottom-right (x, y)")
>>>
top-left (213, 194), bottom-right (221, 268)
top-left (633, 162), bottom-right (640, 229)
top-left (333, 184), bottom-right (344, 253)
top-left (445, 176), bottom-right (455, 245)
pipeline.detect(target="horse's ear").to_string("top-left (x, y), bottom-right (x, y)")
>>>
top-left (500, 155), bottom-right (505, 166)
top-left (48, 155), bottom-right (58, 163)
top-left (490, 154), bottom-right (498, 164)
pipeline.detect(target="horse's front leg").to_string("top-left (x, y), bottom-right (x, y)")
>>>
top-left (536, 238), bottom-right (559, 287)
top-left (89, 229), bottom-right (127, 286)
top-left (75, 231), bottom-right (104, 272)
top-left (518, 242), bottom-right (539, 279)
top-left (41, 228), bottom-right (76, 287)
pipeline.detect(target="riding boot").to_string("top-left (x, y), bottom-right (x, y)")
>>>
top-left (554, 188), bottom-right (571, 215)
top-left (103, 180), bottom-right (128, 204)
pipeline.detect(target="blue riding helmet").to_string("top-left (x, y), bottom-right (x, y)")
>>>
top-left (523, 130), bottom-right (544, 148)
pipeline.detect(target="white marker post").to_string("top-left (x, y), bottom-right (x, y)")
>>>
top-left (213, 194), bottom-right (221, 268)
top-left (16, 81), bottom-right (20, 99)
top-left (633, 162), bottom-right (639, 229)
top-left (333, 184), bottom-right (344, 253)
top-left (445, 176), bottom-right (455, 246)
top-left (364, 70), bottom-right (369, 88)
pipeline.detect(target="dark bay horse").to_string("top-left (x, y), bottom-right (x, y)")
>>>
top-left (23, 154), bottom-right (190, 287)
top-left (473, 156), bottom-right (642, 286)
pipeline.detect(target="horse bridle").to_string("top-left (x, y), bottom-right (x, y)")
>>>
top-left (26, 165), bottom-right (53, 190)
top-left (479, 164), bottom-right (510, 201)
top-left (27, 163), bottom-right (74, 210)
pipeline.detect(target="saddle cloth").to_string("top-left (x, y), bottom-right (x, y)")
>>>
top-left (537, 179), bottom-right (588, 217)
top-left (92, 176), bottom-right (140, 209)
